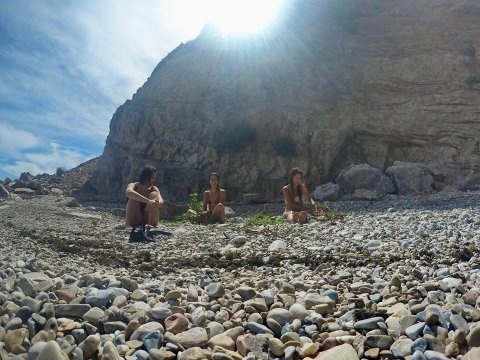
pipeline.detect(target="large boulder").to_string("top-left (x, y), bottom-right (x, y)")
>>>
top-left (312, 182), bottom-right (341, 201)
top-left (386, 162), bottom-right (434, 194)
top-left (19, 172), bottom-right (34, 182)
top-left (335, 164), bottom-right (395, 195)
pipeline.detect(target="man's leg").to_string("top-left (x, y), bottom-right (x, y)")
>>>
top-left (145, 192), bottom-right (160, 227)
top-left (126, 199), bottom-right (143, 227)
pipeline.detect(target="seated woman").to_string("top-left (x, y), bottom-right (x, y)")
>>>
top-left (202, 173), bottom-right (227, 223)
top-left (125, 165), bottom-right (164, 229)
top-left (282, 167), bottom-right (315, 224)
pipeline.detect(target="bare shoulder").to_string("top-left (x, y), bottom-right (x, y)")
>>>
top-left (220, 189), bottom-right (227, 194)
top-left (150, 185), bottom-right (160, 193)
top-left (126, 182), bottom-right (136, 189)
top-left (282, 185), bottom-right (290, 192)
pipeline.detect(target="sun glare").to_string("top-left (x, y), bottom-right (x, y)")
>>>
top-left (200, 0), bottom-right (284, 36)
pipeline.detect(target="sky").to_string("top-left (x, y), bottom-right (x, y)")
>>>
top-left (0, 0), bottom-right (216, 180)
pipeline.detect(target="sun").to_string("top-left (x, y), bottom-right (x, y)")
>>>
top-left (205, 0), bottom-right (283, 35)
top-left (177, 0), bottom-right (284, 37)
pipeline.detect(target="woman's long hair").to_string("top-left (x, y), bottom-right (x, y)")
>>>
top-left (288, 167), bottom-right (303, 202)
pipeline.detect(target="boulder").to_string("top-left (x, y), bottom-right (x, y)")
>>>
top-left (19, 172), bottom-right (34, 182)
top-left (335, 164), bottom-right (395, 195)
top-left (386, 162), bottom-right (434, 194)
top-left (312, 182), bottom-right (341, 201)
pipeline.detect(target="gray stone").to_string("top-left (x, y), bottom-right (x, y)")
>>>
top-left (229, 236), bottom-right (247, 247)
top-left (18, 273), bottom-right (54, 296)
top-left (405, 322), bottom-right (425, 340)
top-left (131, 322), bottom-right (164, 340)
top-left (268, 240), bottom-right (287, 252)
top-left (236, 286), bottom-right (256, 300)
top-left (247, 322), bottom-right (274, 335)
top-left (353, 317), bottom-right (384, 331)
top-left (85, 289), bottom-right (115, 307)
top-left (424, 350), bottom-right (449, 360)
top-left (36, 340), bottom-right (69, 360)
top-left (364, 335), bottom-right (394, 350)
top-left (463, 347), bottom-right (480, 360)
top-left (267, 308), bottom-right (294, 326)
top-left (466, 325), bottom-right (480, 347)
top-left (335, 164), bottom-right (395, 195)
top-left (386, 162), bottom-right (434, 194)
top-left (312, 182), bottom-right (341, 201)
top-left (55, 304), bottom-right (91, 317)
top-left (175, 327), bottom-right (208, 349)
top-left (205, 283), bottom-right (225, 298)
top-left (313, 343), bottom-right (359, 360)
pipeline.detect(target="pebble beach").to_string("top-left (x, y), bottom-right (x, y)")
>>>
top-left (1, 190), bottom-right (480, 360)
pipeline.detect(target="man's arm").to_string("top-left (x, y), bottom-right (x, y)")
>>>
top-left (126, 182), bottom-right (157, 207)
top-left (150, 186), bottom-right (164, 206)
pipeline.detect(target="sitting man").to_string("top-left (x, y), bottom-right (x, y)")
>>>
top-left (125, 165), bottom-right (164, 240)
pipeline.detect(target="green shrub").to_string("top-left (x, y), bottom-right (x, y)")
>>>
top-left (56, 167), bottom-right (66, 176)
top-left (213, 122), bottom-right (256, 154)
top-left (247, 213), bottom-right (285, 226)
top-left (274, 137), bottom-right (296, 157)
top-left (175, 192), bottom-right (203, 223)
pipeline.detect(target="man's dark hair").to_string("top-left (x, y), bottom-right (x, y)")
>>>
top-left (139, 165), bottom-right (157, 185)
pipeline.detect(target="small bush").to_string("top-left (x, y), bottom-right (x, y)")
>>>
top-left (312, 202), bottom-right (344, 222)
top-left (247, 213), bottom-right (285, 226)
top-left (213, 122), bottom-right (256, 154)
top-left (274, 137), bottom-right (296, 157)
top-left (56, 167), bottom-right (66, 176)
top-left (175, 193), bottom-right (204, 223)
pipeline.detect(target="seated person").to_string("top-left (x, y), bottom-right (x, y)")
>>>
top-left (125, 165), bottom-right (164, 229)
top-left (202, 173), bottom-right (227, 223)
top-left (282, 167), bottom-right (314, 224)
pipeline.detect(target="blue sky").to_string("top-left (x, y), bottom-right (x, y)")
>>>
top-left (0, 0), bottom-right (206, 179)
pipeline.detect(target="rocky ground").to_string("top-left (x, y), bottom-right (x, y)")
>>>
top-left (1, 189), bottom-right (480, 360)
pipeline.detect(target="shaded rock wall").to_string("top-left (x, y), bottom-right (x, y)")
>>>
top-left (86, 0), bottom-right (480, 201)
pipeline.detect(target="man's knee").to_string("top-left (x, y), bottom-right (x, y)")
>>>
top-left (148, 192), bottom-right (157, 200)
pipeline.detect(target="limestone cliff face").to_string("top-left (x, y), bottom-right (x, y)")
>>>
top-left (87, 0), bottom-right (480, 201)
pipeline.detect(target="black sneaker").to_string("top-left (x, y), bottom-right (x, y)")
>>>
top-left (129, 227), bottom-right (155, 243)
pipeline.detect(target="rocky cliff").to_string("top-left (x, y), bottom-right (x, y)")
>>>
top-left (86, 0), bottom-right (480, 201)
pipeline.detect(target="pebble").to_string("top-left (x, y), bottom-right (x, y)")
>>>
top-left (0, 193), bottom-right (480, 360)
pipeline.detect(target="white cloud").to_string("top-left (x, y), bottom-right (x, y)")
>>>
top-left (2, 142), bottom-right (90, 178)
top-left (0, 123), bottom-right (40, 156)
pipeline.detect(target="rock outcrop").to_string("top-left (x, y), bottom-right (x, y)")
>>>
top-left (86, 0), bottom-right (480, 201)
